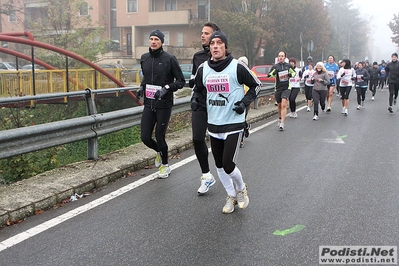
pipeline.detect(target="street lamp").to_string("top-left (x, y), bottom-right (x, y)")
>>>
top-left (300, 32), bottom-right (303, 67)
top-left (348, 20), bottom-right (361, 59)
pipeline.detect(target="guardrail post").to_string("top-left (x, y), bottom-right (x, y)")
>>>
top-left (85, 88), bottom-right (98, 159)
top-left (254, 98), bottom-right (259, 109)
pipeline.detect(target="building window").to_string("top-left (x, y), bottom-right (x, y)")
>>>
top-left (198, 0), bottom-right (208, 19)
top-left (127, 0), bottom-right (138, 13)
top-left (151, 0), bottom-right (156, 11)
top-left (8, 11), bottom-right (17, 22)
top-left (177, 33), bottom-right (183, 47)
top-left (165, 0), bottom-right (177, 11)
top-left (79, 2), bottom-right (89, 16)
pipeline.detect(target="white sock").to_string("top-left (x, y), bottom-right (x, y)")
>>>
top-left (202, 171), bottom-right (212, 178)
top-left (228, 167), bottom-right (245, 191)
top-left (216, 168), bottom-right (236, 197)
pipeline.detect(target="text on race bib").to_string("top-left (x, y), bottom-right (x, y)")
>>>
top-left (206, 74), bottom-right (230, 93)
top-left (278, 70), bottom-right (289, 82)
top-left (146, 84), bottom-right (162, 99)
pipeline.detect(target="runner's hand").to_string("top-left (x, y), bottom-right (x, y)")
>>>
top-left (233, 101), bottom-right (246, 114)
top-left (136, 86), bottom-right (144, 98)
top-left (154, 87), bottom-right (168, 99)
top-left (191, 96), bottom-right (199, 111)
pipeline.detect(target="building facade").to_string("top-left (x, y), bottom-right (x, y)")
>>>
top-left (0, 0), bottom-right (210, 65)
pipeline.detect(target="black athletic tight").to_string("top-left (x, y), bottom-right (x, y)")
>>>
top-left (312, 89), bottom-right (327, 115)
top-left (191, 110), bottom-right (210, 173)
top-left (388, 83), bottom-right (399, 106)
top-left (356, 87), bottom-right (367, 105)
top-left (289, 88), bottom-right (300, 112)
top-left (140, 106), bottom-right (172, 164)
top-left (369, 80), bottom-right (378, 96)
top-left (210, 132), bottom-right (241, 174)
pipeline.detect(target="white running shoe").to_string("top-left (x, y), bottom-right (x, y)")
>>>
top-left (222, 195), bottom-right (237, 214)
top-left (236, 183), bottom-right (249, 209)
top-left (279, 122), bottom-right (284, 131)
top-left (197, 173), bottom-right (216, 194)
top-left (292, 112), bottom-right (298, 118)
top-left (277, 118), bottom-right (281, 127)
top-left (357, 105), bottom-right (361, 110)
top-left (307, 106), bottom-right (311, 112)
top-left (313, 115), bottom-right (319, 120)
top-left (342, 107), bottom-right (345, 114)
top-left (158, 165), bottom-right (171, 179)
top-left (371, 96), bottom-right (375, 101)
top-left (344, 108), bottom-right (348, 116)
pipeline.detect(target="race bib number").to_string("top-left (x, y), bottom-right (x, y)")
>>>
top-left (278, 70), bottom-right (289, 82)
top-left (381, 69), bottom-right (386, 75)
top-left (357, 75), bottom-right (363, 82)
top-left (341, 78), bottom-right (350, 86)
top-left (146, 84), bottom-right (162, 99)
top-left (328, 71), bottom-right (335, 79)
top-left (206, 74), bottom-right (230, 93)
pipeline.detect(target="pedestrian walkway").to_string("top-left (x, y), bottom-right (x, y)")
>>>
top-left (0, 94), bottom-right (306, 227)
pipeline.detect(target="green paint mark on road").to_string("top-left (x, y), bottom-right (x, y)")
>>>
top-left (337, 135), bottom-right (347, 139)
top-left (273, 224), bottom-right (306, 236)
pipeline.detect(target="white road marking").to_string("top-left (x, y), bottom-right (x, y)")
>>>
top-left (0, 155), bottom-right (198, 252)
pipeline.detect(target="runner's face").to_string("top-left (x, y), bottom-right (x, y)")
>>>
top-left (278, 52), bottom-right (286, 63)
top-left (290, 61), bottom-right (295, 67)
top-left (316, 65), bottom-right (322, 71)
top-left (201, 26), bottom-right (213, 46)
top-left (149, 36), bottom-right (162, 50)
top-left (308, 64), bottom-right (313, 70)
top-left (328, 56), bottom-right (334, 64)
top-left (392, 55), bottom-right (398, 62)
top-left (210, 38), bottom-right (226, 62)
top-left (358, 63), bottom-right (363, 69)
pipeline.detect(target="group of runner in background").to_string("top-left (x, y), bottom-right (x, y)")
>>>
top-left (270, 52), bottom-right (399, 130)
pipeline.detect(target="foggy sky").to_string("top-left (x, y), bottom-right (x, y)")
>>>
top-left (352, 0), bottom-right (399, 61)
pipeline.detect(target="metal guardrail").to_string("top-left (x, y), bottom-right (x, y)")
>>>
top-left (0, 84), bottom-right (275, 160)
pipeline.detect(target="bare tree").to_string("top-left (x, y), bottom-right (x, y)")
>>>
top-left (389, 13), bottom-right (399, 47)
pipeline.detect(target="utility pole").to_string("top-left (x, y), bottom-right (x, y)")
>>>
top-left (300, 33), bottom-right (303, 67)
top-left (208, 0), bottom-right (211, 21)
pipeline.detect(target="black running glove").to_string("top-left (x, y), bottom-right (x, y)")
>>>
top-left (191, 97), bottom-right (199, 111)
top-left (232, 101), bottom-right (246, 114)
top-left (154, 86), bottom-right (169, 99)
top-left (136, 86), bottom-right (144, 98)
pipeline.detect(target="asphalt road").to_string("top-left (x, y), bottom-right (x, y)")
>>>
top-left (1, 88), bottom-right (398, 265)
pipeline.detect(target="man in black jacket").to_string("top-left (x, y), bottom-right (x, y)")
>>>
top-left (137, 29), bottom-right (185, 178)
top-left (386, 53), bottom-right (399, 113)
top-left (189, 22), bottom-right (220, 194)
top-left (368, 62), bottom-right (381, 101)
